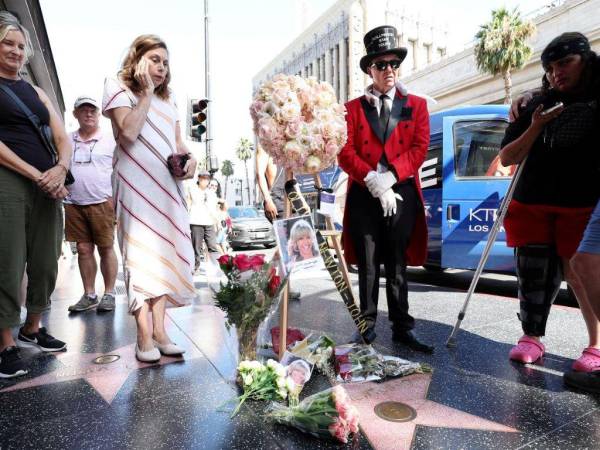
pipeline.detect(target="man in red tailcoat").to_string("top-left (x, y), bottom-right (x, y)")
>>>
top-left (338, 25), bottom-right (432, 353)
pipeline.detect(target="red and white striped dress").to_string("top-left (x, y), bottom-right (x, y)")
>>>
top-left (102, 77), bottom-right (195, 313)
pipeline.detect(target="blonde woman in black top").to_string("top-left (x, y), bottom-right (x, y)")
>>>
top-left (0, 11), bottom-right (72, 378)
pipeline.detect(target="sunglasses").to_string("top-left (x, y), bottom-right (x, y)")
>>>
top-left (371, 59), bottom-right (402, 71)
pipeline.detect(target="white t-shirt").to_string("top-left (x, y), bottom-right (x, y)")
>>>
top-left (65, 129), bottom-right (116, 205)
top-left (187, 184), bottom-right (218, 226)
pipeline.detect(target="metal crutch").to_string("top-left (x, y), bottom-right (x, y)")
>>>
top-left (446, 155), bottom-right (528, 348)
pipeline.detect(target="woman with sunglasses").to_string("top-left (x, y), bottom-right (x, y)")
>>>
top-left (0, 12), bottom-right (71, 378)
top-left (338, 25), bottom-right (431, 352)
top-left (102, 34), bottom-right (197, 363)
top-left (500, 32), bottom-right (600, 372)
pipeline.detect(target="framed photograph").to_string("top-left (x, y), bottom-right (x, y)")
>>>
top-left (274, 215), bottom-right (322, 274)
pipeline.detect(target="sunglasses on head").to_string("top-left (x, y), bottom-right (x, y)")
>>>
top-left (371, 59), bottom-right (402, 71)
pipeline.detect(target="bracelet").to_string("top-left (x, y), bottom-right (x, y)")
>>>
top-left (56, 162), bottom-right (69, 173)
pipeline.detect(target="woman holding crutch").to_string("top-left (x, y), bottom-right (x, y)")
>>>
top-left (500, 32), bottom-right (600, 371)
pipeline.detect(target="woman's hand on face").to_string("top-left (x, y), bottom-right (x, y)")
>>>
top-left (531, 103), bottom-right (564, 128)
top-left (134, 58), bottom-right (155, 97)
top-left (179, 154), bottom-right (197, 180)
top-left (37, 165), bottom-right (66, 196)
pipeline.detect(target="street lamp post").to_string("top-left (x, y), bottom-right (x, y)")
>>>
top-left (204, 0), bottom-right (212, 166)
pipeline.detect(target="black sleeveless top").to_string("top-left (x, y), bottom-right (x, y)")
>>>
top-left (0, 77), bottom-right (54, 172)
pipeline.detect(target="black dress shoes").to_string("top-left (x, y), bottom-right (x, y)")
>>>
top-left (349, 328), bottom-right (377, 345)
top-left (392, 330), bottom-right (434, 354)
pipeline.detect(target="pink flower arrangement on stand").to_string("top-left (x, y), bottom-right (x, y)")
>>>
top-left (250, 74), bottom-right (347, 174)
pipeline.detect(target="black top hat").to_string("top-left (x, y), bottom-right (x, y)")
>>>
top-left (360, 26), bottom-right (407, 74)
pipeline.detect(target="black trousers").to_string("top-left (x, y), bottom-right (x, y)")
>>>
top-left (347, 180), bottom-right (419, 332)
top-left (191, 224), bottom-right (219, 268)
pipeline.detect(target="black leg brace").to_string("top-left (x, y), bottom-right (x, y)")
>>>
top-left (515, 244), bottom-right (563, 336)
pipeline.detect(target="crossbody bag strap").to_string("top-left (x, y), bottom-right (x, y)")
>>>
top-left (0, 83), bottom-right (43, 129)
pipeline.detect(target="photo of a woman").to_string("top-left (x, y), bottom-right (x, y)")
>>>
top-left (287, 219), bottom-right (319, 266)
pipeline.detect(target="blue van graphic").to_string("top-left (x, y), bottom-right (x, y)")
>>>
top-left (419, 104), bottom-right (514, 272)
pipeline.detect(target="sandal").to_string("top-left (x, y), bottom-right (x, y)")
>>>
top-left (509, 335), bottom-right (545, 364)
top-left (572, 347), bottom-right (600, 372)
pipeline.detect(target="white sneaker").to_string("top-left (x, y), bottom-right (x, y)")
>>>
top-left (153, 340), bottom-right (185, 356)
top-left (135, 344), bottom-right (160, 362)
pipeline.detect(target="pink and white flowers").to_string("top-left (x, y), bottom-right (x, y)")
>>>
top-left (268, 385), bottom-right (360, 443)
top-left (250, 74), bottom-right (347, 174)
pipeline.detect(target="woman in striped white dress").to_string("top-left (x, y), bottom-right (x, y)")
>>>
top-left (102, 35), bottom-right (197, 363)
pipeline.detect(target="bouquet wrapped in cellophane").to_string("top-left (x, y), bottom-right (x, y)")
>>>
top-left (288, 333), bottom-right (336, 378)
top-left (334, 344), bottom-right (431, 383)
top-left (268, 385), bottom-right (359, 444)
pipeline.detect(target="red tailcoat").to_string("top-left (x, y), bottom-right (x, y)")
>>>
top-left (338, 91), bottom-right (429, 266)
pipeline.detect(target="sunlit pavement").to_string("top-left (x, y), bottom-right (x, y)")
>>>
top-left (1, 246), bottom-right (599, 450)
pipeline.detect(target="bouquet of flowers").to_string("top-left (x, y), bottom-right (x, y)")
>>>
top-left (289, 333), bottom-right (336, 378)
top-left (334, 344), bottom-right (430, 383)
top-left (231, 359), bottom-right (295, 417)
top-left (268, 385), bottom-right (359, 443)
top-left (214, 254), bottom-right (284, 360)
top-left (250, 74), bottom-right (347, 174)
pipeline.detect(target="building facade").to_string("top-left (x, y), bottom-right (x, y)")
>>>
top-left (252, 0), bottom-right (449, 102)
top-left (404, 0), bottom-right (600, 112)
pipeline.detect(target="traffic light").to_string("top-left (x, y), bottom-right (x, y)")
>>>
top-left (189, 98), bottom-right (208, 141)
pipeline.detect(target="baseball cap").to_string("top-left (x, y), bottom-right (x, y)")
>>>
top-left (74, 96), bottom-right (99, 109)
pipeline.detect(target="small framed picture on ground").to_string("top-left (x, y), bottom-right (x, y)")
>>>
top-left (274, 214), bottom-right (322, 275)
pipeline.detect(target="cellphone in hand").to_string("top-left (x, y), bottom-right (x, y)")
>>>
top-left (540, 102), bottom-right (564, 116)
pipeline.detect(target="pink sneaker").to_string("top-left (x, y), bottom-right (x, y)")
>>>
top-left (509, 335), bottom-right (545, 364)
top-left (572, 347), bottom-right (600, 372)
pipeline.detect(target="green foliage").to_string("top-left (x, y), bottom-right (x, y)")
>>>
top-left (221, 159), bottom-right (234, 177)
top-left (235, 137), bottom-right (254, 162)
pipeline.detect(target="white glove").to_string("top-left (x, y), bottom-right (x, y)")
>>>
top-left (378, 188), bottom-right (397, 217)
top-left (365, 170), bottom-right (397, 198)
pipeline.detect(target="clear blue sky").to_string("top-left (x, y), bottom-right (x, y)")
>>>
top-left (40, 0), bottom-right (551, 183)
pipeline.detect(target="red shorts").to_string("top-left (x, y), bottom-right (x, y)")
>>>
top-left (504, 200), bottom-right (594, 258)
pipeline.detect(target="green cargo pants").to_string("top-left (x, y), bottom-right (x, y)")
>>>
top-left (0, 166), bottom-right (63, 329)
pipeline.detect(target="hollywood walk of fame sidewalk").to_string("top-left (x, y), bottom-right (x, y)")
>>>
top-left (1, 252), bottom-right (599, 449)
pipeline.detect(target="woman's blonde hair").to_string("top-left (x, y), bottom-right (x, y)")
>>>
top-left (0, 11), bottom-right (34, 68)
top-left (118, 34), bottom-right (170, 100)
top-left (288, 219), bottom-right (317, 258)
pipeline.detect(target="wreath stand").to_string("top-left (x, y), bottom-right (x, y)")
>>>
top-left (277, 169), bottom-right (354, 361)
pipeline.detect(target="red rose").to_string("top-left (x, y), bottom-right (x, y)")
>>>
top-left (218, 254), bottom-right (234, 272)
top-left (248, 254), bottom-right (266, 271)
top-left (268, 274), bottom-right (281, 296)
top-left (233, 254), bottom-right (253, 272)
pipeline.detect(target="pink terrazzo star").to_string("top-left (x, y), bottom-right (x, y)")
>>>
top-left (1, 326), bottom-right (203, 404)
top-left (344, 374), bottom-right (518, 450)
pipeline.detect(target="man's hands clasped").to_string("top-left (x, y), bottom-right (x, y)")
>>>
top-left (364, 170), bottom-right (397, 198)
top-left (364, 170), bottom-right (403, 217)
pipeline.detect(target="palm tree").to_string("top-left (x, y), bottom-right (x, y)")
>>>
top-left (474, 7), bottom-right (536, 104)
top-left (221, 159), bottom-right (234, 199)
top-left (235, 138), bottom-right (254, 205)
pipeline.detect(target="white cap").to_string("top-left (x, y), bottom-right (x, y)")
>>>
top-left (74, 95), bottom-right (99, 109)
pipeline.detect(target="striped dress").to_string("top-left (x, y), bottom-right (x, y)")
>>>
top-left (102, 78), bottom-right (196, 313)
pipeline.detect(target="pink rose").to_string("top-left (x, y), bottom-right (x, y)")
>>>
top-left (328, 421), bottom-right (349, 443)
top-left (249, 100), bottom-right (264, 121)
top-left (284, 120), bottom-right (301, 139)
top-left (257, 116), bottom-right (279, 142)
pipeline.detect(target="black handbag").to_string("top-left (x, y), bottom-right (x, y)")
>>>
top-left (0, 83), bottom-right (75, 185)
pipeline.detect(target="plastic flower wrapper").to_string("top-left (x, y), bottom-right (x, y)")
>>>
top-left (229, 359), bottom-right (291, 417)
top-left (334, 344), bottom-right (431, 382)
top-left (213, 254), bottom-right (287, 360)
top-left (280, 354), bottom-right (315, 405)
top-left (289, 333), bottom-right (336, 378)
top-left (268, 385), bottom-right (359, 443)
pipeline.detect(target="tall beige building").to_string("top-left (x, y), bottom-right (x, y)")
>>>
top-left (252, 0), bottom-right (449, 102)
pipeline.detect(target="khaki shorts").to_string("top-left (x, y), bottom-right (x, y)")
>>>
top-left (65, 201), bottom-right (116, 248)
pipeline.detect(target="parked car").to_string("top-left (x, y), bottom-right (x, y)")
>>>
top-left (228, 206), bottom-right (277, 250)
